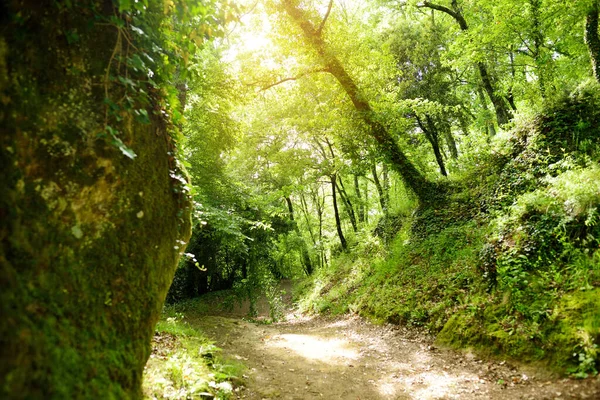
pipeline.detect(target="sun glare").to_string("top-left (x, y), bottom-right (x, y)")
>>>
top-left (222, 4), bottom-right (283, 72)
top-left (267, 333), bottom-right (360, 364)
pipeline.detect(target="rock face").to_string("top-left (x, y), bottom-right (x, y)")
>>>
top-left (0, 2), bottom-right (192, 398)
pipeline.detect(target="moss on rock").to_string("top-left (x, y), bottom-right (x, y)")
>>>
top-left (437, 289), bottom-right (600, 375)
top-left (0, 2), bottom-right (191, 398)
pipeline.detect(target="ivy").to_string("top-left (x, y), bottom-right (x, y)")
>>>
top-left (73, 0), bottom-right (240, 161)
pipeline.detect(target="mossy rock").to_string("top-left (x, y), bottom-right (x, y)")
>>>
top-left (544, 289), bottom-right (600, 373)
top-left (437, 310), bottom-right (544, 365)
top-left (0, 2), bottom-right (191, 398)
top-left (437, 289), bottom-right (600, 374)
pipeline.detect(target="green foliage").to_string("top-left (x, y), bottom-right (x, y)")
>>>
top-left (297, 211), bottom-right (486, 328)
top-left (160, 0), bottom-right (600, 380)
top-left (294, 84), bottom-right (600, 376)
top-left (143, 307), bottom-right (245, 399)
top-left (537, 80), bottom-right (600, 157)
top-left (166, 193), bottom-right (299, 321)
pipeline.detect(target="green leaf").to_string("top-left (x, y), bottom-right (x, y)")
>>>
top-left (65, 30), bottom-right (79, 44)
top-left (128, 54), bottom-right (146, 71)
top-left (135, 108), bottom-right (151, 124)
top-left (107, 127), bottom-right (137, 160)
top-left (118, 0), bottom-right (132, 12)
top-left (118, 76), bottom-right (137, 88)
top-left (109, 16), bottom-right (125, 28)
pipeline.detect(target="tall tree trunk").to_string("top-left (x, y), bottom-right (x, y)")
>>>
top-left (0, 3), bottom-right (192, 397)
top-left (330, 174), bottom-right (347, 250)
top-left (310, 186), bottom-right (326, 269)
top-left (508, 50), bottom-right (521, 106)
top-left (476, 62), bottom-right (511, 125)
top-left (586, 2), bottom-right (600, 83)
top-left (420, 0), bottom-right (512, 125)
top-left (529, 0), bottom-right (547, 97)
top-left (363, 179), bottom-right (369, 224)
top-left (282, 0), bottom-right (436, 205)
top-left (382, 164), bottom-right (390, 210)
top-left (354, 174), bottom-right (365, 223)
top-left (325, 138), bottom-right (357, 232)
top-left (440, 119), bottom-right (459, 159)
top-left (336, 178), bottom-right (358, 232)
top-left (458, 106), bottom-right (473, 136)
top-left (299, 192), bottom-right (317, 246)
top-left (477, 86), bottom-right (497, 137)
top-left (371, 164), bottom-right (388, 214)
top-left (318, 186), bottom-right (326, 267)
top-left (285, 196), bottom-right (313, 274)
top-left (416, 115), bottom-right (448, 177)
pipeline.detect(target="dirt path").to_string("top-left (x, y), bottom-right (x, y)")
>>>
top-left (192, 312), bottom-right (600, 400)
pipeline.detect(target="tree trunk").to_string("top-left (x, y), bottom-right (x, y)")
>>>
top-left (382, 164), bottom-right (390, 210)
top-left (282, 0), bottom-right (436, 205)
top-left (325, 138), bottom-right (358, 232)
top-left (416, 115), bottom-right (448, 177)
top-left (507, 87), bottom-right (518, 111)
top-left (529, 0), bottom-right (548, 96)
top-left (586, 3), bottom-right (600, 83)
top-left (363, 179), bottom-right (369, 224)
top-left (440, 119), bottom-right (459, 159)
top-left (354, 175), bottom-right (365, 223)
top-left (477, 86), bottom-right (497, 137)
top-left (299, 192), bottom-right (317, 246)
top-left (336, 177), bottom-right (358, 232)
top-left (371, 164), bottom-right (388, 214)
top-left (310, 185), bottom-right (326, 268)
top-left (330, 174), bottom-right (347, 250)
top-left (0, 2), bottom-right (192, 397)
top-left (477, 62), bottom-right (511, 125)
top-left (285, 196), bottom-right (313, 275)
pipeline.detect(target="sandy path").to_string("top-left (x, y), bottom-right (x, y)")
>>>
top-left (192, 312), bottom-right (600, 400)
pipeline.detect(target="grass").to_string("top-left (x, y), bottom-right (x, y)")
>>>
top-left (143, 304), bottom-right (246, 399)
top-left (295, 208), bottom-right (488, 331)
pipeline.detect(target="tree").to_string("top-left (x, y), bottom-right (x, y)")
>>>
top-left (386, 17), bottom-right (461, 171)
top-left (417, 0), bottom-right (513, 125)
top-left (330, 172), bottom-right (348, 250)
top-left (279, 0), bottom-right (437, 205)
top-left (586, 1), bottom-right (600, 82)
top-left (0, 0), bottom-right (242, 395)
top-left (416, 114), bottom-right (448, 176)
top-left (0, 0), bottom-right (208, 396)
top-left (285, 195), bottom-right (314, 273)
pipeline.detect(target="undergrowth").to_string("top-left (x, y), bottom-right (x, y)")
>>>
top-left (143, 305), bottom-right (245, 399)
top-left (295, 82), bottom-right (600, 377)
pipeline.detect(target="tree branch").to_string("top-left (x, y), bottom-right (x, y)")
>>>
top-left (417, 1), bottom-right (468, 30)
top-left (316, 0), bottom-right (334, 36)
top-left (255, 68), bottom-right (330, 91)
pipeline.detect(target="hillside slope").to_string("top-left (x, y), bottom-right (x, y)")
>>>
top-left (296, 83), bottom-right (600, 377)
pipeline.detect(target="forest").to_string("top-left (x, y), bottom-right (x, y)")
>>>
top-left (1, 0), bottom-right (600, 399)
